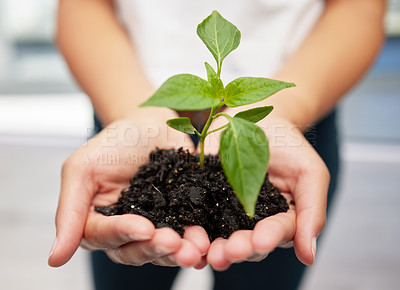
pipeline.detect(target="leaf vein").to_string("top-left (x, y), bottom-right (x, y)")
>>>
top-left (229, 122), bottom-right (246, 194)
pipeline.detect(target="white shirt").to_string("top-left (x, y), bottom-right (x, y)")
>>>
top-left (116, 0), bottom-right (323, 87)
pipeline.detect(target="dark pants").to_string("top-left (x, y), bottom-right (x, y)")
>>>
top-left (91, 111), bottom-right (339, 290)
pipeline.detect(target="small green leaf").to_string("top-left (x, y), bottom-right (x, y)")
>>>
top-left (167, 118), bottom-right (196, 135)
top-left (140, 74), bottom-right (220, 110)
top-left (197, 11), bottom-right (241, 74)
top-left (205, 62), bottom-right (217, 81)
top-left (224, 77), bottom-right (295, 107)
top-left (205, 62), bottom-right (224, 100)
top-left (219, 117), bottom-right (269, 217)
top-left (234, 106), bottom-right (274, 123)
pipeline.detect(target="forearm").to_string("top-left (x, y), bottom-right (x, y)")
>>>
top-left (57, 0), bottom-right (172, 125)
top-left (263, 0), bottom-right (386, 130)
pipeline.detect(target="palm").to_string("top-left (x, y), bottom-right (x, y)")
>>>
top-left (50, 118), bottom-right (211, 268)
top-left (83, 143), bottom-right (151, 244)
top-left (87, 146), bottom-right (151, 207)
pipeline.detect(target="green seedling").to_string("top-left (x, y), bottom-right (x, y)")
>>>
top-left (141, 11), bottom-right (294, 217)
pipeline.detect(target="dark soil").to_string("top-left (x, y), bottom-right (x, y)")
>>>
top-left (95, 148), bottom-right (289, 241)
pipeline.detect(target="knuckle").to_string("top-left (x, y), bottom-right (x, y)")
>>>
top-left (152, 255), bottom-right (178, 267)
top-left (278, 240), bottom-right (294, 249)
top-left (246, 252), bottom-right (268, 262)
top-left (61, 155), bottom-right (82, 176)
top-left (108, 248), bottom-right (145, 266)
top-left (61, 157), bottom-right (73, 175)
top-left (61, 149), bottom-right (92, 177)
top-left (107, 248), bottom-right (124, 264)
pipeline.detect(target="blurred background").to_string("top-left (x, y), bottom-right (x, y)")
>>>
top-left (0, 0), bottom-right (399, 289)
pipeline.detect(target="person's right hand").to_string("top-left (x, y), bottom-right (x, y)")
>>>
top-left (48, 109), bottom-right (210, 268)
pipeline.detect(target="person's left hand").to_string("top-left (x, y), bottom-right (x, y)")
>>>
top-left (207, 193), bottom-right (296, 270)
top-left (202, 116), bottom-right (329, 271)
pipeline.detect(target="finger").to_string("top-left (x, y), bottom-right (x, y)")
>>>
top-left (172, 239), bottom-right (202, 267)
top-left (207, 238), bottom-right (231, 271)
top-left (183, 225), bottom-right (210, 256)
top-left (194, 255), bottom-right (208, 270)
top-left (277, 194), bottom-right (295, 249)
top-left (82, 212), bottom-right (155, 250)
top-left (252, 209), bottom-right (296, 255)
top-left (48, 157), bottom-right (95, 267)
top-left (151, 239), bottom-right (202, 267)
top-left (278, 240), bottom-right (294, 248)
top-left (152, 254), bottom-right (179, 267)
top-left (107, 227), bottom-right (182, 266)
top-left (245, 252), bottom-right (268, 262)
top-left (224, 230), bottom-right (254, 263)
top-left (293, 161), bottom-right (329, 265)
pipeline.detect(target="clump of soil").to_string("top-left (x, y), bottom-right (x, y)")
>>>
top-left (95, 148), bottom-right (288, 241)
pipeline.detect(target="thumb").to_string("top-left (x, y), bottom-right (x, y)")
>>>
top-left (293, 161), bottom-right (329, 266)
top-left (48, 157), bottom-right (94, 267)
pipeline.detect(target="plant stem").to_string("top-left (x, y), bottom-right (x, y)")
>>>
top-left (206, 123), bottom-right (228, 136)
top-left (199, 136), bottom-right (206, 168)
top-left (214, 112), bottom-right (232, 120)
top-left (201, 113), bottom-right (232, 167)
top-left (199, 106), bottom-right (218, 167)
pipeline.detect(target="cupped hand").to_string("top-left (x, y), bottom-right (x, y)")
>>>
top-left (202, 116), bottom-right (330, 270)
top-left (48, 109), bottom-right (210, 268)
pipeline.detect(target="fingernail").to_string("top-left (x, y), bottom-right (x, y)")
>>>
top-left (49, 238), bottom-right (57, 258)
top-left (311, 237), bottom-right (317, 264)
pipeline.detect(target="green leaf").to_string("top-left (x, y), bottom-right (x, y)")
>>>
top-left (219, 117), bottom-right (269, 217)
top-left (205, 62), bottom-right (224, 100)
top-left (167, 118), bottom-right (196, 134)
top-left (197, 11), bottom-right (241, 74)
top-left (224, 77), bottom-right (295, 107)
top-left (234, 106), bottom-right (274, 123)
top-left (140, 74), bottom-right (220, 110)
